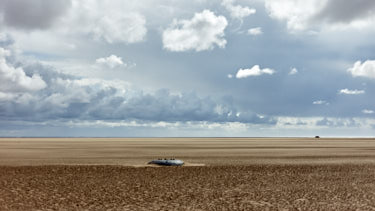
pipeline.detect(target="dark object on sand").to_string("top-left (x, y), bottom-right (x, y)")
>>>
top-left (148, 158), bottom-right (184, 166)
top-left (315, 136), bottom-right (320, 138)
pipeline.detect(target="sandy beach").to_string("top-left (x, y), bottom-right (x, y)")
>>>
top-left (1, 138), bottom-right (375, 210)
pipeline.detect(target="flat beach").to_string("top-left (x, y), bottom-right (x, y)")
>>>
top-left (1, 138), bottom-right (375, 210)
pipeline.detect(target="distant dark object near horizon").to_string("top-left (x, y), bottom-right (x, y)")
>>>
top-left (148, 158), bottom-right (184, 166)
top-left (315, 136), bottom-right (320, 138)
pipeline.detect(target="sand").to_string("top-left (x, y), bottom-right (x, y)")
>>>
top-left (1, 137), bottom-right (375, 166)
top-left (1, 138), bottom-right (375, 210)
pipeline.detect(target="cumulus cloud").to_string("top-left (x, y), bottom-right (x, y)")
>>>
top-left (348, 60), bottom-right (375, 79)
top-left (221, 0), bottom-right (256, 20)
top-left (162, 10), bottom-right (228, 52)
top-left (91, 13), bottom-right (147, 44)
top-left (362, 109), bottom-right (374, 114)
top-left (265, 0), bottom-right (375, 31)
top-left (0, 0), bottom-right (72, 30)
top-left (96, 55), bottom-right (125, 69)
top-left (265, 0), bottom-right (322, 31)
top-left (247, 27), bottom-right (263, 36)
top-left (0, 47), bottom-right (46, 92)
top-left (0, 46), bottom-right (275, 125)
top-left (289, 67), bottom-right (298, 75)
top-left (235, 65), bottom-right (275, 78)
top-left (339, 88), bottom-right (365, 95)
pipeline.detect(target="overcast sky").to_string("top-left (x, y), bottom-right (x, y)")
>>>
top-left (1, 0), bottom-right (375, 137)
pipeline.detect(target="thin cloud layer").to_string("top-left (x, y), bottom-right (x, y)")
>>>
top-left (313, 100), bottom-right (329, 105)
top-left (362, 109), bottom-right (374, 114)
top-left (162, 10), bottom-right (228, 52)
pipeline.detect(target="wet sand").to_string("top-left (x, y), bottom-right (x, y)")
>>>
top-left (1, 138), bottom-right (375, 210)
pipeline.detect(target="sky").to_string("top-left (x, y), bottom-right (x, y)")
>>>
top-left (0, 0), bottom-right (375, 137)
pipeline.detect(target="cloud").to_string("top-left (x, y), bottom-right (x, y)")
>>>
top-left (247, 27), bottom-right (263, 36)
top-left (265, 0), bottom-right (322, 31)
top-left (0, 47), bottom-right (46, 92)
top-left (289, 67), bottom-right (298, 75)
top-left (221, 0), bottom-right (256, 20)
top-left (313, 100), bottom-right (328, 105)
top-left (91, 12), bottom-right (147, 44)
top-left (348, 60), bottom-right (375, 79)
top-left (0, 46), bottom-right (275, 125)
top-left (227, 74), bottom-right (233, 78)
top-left (162, 10), bottom-right (228, 52)
top-left (235, 65), bottom-right (275, 78)
top-left (316, 117), bottom-right (359, 127)
top-left (362, 109), bottom-right (374, 114)
top-left (265, 0), bottom-right (375, 31)
top-left (313, 0), bottom-right (375, 24)
top-left (96, 55), bottom-right (125, 69)
top-left (339, 88), bottom-right (365, 95)
top-left (0, 0), bottom-right (72, 30)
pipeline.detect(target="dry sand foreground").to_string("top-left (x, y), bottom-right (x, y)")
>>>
top-left (1, 138), bottom-right (375, 210)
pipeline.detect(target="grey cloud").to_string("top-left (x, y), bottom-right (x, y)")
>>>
top-left (0, 50), bottom-right (275, 125)
top-left (313, 0), bottom-right (375, 24)
top-left (0, 0), bottom-right (71, 30)
top-left (0, 48), bottom-right (47, 92)
top-left (316, 117), bottom-right (359, 127)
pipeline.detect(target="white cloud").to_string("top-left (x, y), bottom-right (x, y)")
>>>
top-left (313, 100), bottom-right (328, 105)
top-left (51, 0), bottom-right (148, 45)
top-left (289, 67), bottom-right (298, 75)
top-left (227, 74), bottom-right (233, 78)
top-left (264, 0), bottom-right (375, 31)
top-left (348, 60), bottom-right (375, 79)
top-left (162, 10), bottom-right (228, 52)
top-left (0, 48), bottom-right (46, 92)
top-left (236, 65), bottom-right (275, 78)
top-left (362, 109), bottom-right (374, 114)
top-left (96, 55), bottom-right (125, 69)
top-left (265, 0), bottom-right (322, 31)
top-left (91, 13), bottom-right (147, 44)
top-left (0, 47), bottom-right (11, 57)
top-left (221, 0), bottom-right (256, 20)
top-left (247, 27), bottom-right (263, 36)
top-left (339, 88), bottom-right (365, 95)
